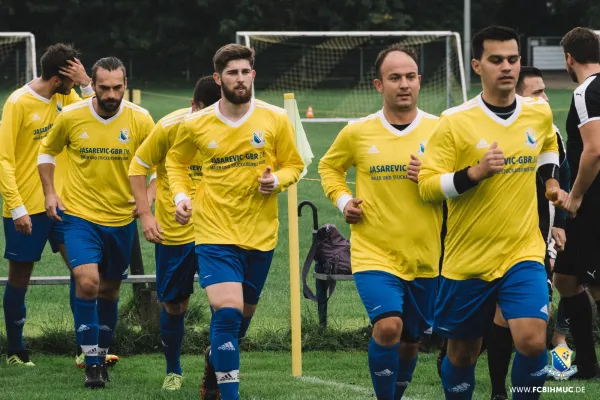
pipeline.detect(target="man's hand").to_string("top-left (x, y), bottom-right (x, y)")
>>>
top-left (45, 193), bottom-right (66, 221)
top-left (343, 198), bottom-right (363, 224)
top-left (407, 154), bottom-right (421, 183)
top-left (551, 227), bottom-right (566, 252)
top-left (140, 212), bottom-right (164, 244)
top-left (548, 190), bottom-right (581, 218)
top-left (467, 141), bottom-right (505, 182)
top-left (175, 199), bottom-right (193, 225)
top-left (59, 58), bottom-right (91, 87)
top-left (258, 166), bottom-right (276, 195)
top-left (128, 199), bottom-right (140, 218)
top-left (14, 214), bottom-right (32, 235)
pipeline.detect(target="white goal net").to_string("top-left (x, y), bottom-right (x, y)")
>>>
top-left (236, 31), bottom-right (467, 122)
top-left (0, 32), bottom-right (37, 112)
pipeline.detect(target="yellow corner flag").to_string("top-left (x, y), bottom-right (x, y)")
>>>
top-left (284, 94), bottom-right (314, 178)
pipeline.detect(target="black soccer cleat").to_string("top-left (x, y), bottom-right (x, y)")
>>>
top-left (201, 346), bottom-right (221, 400)
top-left (101, 363), bottom-right (111, 383)
top-left (84, 364), bottom-right (105, 389)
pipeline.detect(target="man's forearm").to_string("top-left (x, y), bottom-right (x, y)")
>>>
top-left (129, 175), bottom-right (152, 216)
top-left (38, 163), bottom-right (56, 196)
top-left (572, 148), bottom-right (600, 197)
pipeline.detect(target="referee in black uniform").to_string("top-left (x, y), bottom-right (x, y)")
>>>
top-left (553, 27), bottom-right (600, 380)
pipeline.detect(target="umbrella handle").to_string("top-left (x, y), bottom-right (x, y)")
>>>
top-left (298, 200), bottom-right (319, 231)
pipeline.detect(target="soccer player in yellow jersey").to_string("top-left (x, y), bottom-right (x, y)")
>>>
top-left (419, 26), bottom-right (566, 399)
top-left (166, 44), bottom-right (304, 400)
top-left (319, 45), bottom-right (443, 400)
top-left (128, 76), bottom-right (221, 391)
top-left (37, 57), bottom-right (155, 389)
top-left (0, 43), bottom-right (93, 367)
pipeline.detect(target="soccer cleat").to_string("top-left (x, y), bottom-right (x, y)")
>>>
top-left (162, 373), bottom-right (183, 390)
top-left (6, 352), bottom-right (35, 367)
top-left (76, 353), bottom-right (119, 368)
top-left (101, 364), bottom-right (111, 382)
top-left (491, 395), bottom-right (508, 400)
top-left (84, 364), bottom-right (105, 389)
top-left (201, 346), bottom-right (221, 400)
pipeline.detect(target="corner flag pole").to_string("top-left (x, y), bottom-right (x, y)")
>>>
top-left (284, 93), bottom-right (302, 377)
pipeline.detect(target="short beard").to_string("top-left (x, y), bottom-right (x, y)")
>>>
top-left (97, 96), bottom-right (122, 113)
top-left (567, 65), bottom-right (578, 83)
top-left (222, 83), bottom-right (252, 105)
top-left (54, 81), bottom-right (71, 95)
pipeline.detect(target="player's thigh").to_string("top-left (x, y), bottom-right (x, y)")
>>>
top-left (353, 270), bottom-right (406, 324)
top-left (433, 276), bottom-right (497, 340)
top-left (155, 242), bottom-right (197, 304)
top-left (196, 244), bottom-right (245, 310)
top-left (401, 277), bottom-right (438, 343)
top-left (3, 212), bottom-right (54, 263)
top-left (63, 214), bottom-right (103, 272)
top-left (497, 261), bottom-right (549, 323)
top-left (99, 220), bottom-right (137, 281)
top-left (493, 304), bottom-right (509, 328)
top-left (241, 248), bottom-right (274, 305)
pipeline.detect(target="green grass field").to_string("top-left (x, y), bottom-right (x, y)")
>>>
top-left (1, 84), bottom-right (600, 398)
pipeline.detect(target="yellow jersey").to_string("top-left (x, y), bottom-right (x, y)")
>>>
top-left (319, 109), bottom-right (443, 280)
top-left (129, 107), bottom-right (203, 245)
top-left (419, 95), bottom-right (559, 281)
top-left (39, 97), bottom-right (155, 226)
top-left (0, 84), bottom-right (93, 219)
top-left (166, 99), bottom-right (304, 251)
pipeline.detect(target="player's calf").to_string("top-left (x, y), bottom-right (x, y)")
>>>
top-left (161, 299), bottom-right (189, 382)
top-left (440, 338), bottom-right (481, 399)
top-left (368, 316), bottom-right (402, 399)
top-left (395, 340), bottom-right (419, 400)
top-left (4, 261), bottom-right (34, 364)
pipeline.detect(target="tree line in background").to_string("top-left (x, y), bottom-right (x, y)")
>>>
top-left (1, 0), bottom-right (599, 83)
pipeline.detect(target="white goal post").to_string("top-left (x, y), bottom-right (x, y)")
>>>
top-left (236, 31), bottom-right (468, 122)
top-left (0, 32), bottom-right (37, 110)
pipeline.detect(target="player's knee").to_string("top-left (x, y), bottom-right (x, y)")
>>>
top-left (8, 261), bottom-right (34, 288)
top-left (514, 331), bottom-right (546, 356)
top-left (447, 339), bottom-right (481, 367)
top-left (76, 276), bottom-right (100, 297)
top-left (399, 341), bottom-right (419, 360)
top-left (553, 273), bottom-right (582, 297)
top-left (372, 316), bottom-right (402, 345)
top-left (163, 300), bottom-right (188, 315)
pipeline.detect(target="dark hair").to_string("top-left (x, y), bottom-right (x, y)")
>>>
top-left (213, 44), bottom-right (255, 75)
top-left (560, 27), bottom-right (600, 64)
top-left (193, 76), bottom-right (221, 107)
top-left (374, 45), bottom-right (418, 79)
top-left (40, 43), bottom-right (80, 81)
top-left (91, 57), bottom-right (126, 83)
top-left (472, 26), bottom-right (520, 60)
top-left (516, 66), bottom-right (543, 93)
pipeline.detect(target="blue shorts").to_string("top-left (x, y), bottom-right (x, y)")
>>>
top-left (63, 214), bottom-right (136, 281)
top-left (3, 211), bottom-right (64, 262)
top-left (434, 261), bottom-right (549, 339)
top-left (196, 244), bottom-right (274, 305)
top-left (354, 270), bottom-right (437, 342)
top-left (156, 242), bottom-right (197, 303)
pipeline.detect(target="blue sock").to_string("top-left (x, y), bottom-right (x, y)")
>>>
top-left (97, 297), bottom-right (118, 366)
top-left (211, 307), bottom-right (242, 400)
top-left (74, 296), bottom-right (99, 365)
top-left (368, 337), bottom-right (400, 400)
top-left (161, 308), bottom-right (185, 375)
top-left (209, 306), bottom-right (215, 364)
top-left (69, 275), bottom-right (76, 327)
top-left (511, 350), bottom-right (547, 399)
top-left (441, 355), bottom-right (476, 399)
top-left (3, 283), bottom-right (27, 352)
top-left (239, 316), bottom-right (252, 339)
top-left (395, 354), bottom-right (418, 399)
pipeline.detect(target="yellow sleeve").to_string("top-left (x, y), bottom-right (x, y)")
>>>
top-left (418, 115), bottom-right (458, 202)
top-left (39, 112), bottom-right (69, 158)
top-left (129, 122), bottom-right (169, 176)
top-left (165, 121), bottom-right (197, 199)
top-left (318, 124), bottom-right (355, 208)
top-left (274, 114), bottom-right (304, 191)
top-left (0, 100), bottom-right (24, 211)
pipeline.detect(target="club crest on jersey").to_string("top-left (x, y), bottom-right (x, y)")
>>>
top-left (547, 344), bottom-right (577, 380)
top-left (250, 130), bottom-right (266, 148)
top-left (118, 128), bottom-right (131, 144)
top-left (525, 129), bottom-right (536, 149)
top-left (417, 140), bottom-right (427, 156)
top-left (56, 101), bottom-right (63, 113)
